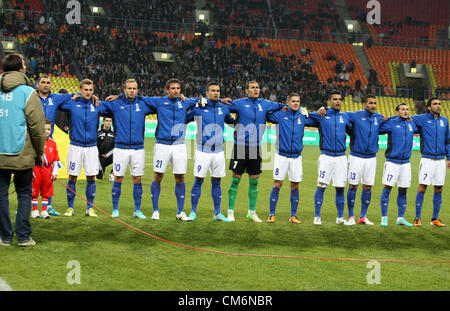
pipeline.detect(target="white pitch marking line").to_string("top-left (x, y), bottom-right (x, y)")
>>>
top-left (0, 278), bottom-right (14, 291)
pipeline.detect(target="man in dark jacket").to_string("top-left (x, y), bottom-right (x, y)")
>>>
top-left (96, 117), bottom-right (115, 180)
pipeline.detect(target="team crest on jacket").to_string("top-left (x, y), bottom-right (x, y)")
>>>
top-left (298, 117), bottom-right (302, 124)
top-left (258, 104), bottom-right (262, 111)
top-left (136, 103), bottom-right (140, 112)
top-left (218, 107), bottom-right (223, 115)
top-left (408, 124), bottom-right (413, 131)
top-left (374, 118), bottom-right (378, 126)
top-left (339, 116), bottom-right (344, 123)
top-left (440, 119), bottom-right (444, 127)
top-left (48, 98), bottom-right (54, 106)
top-left (90, 104), bottom-right (95, 112)
top-left (178, 101), bottom-right (182, 109)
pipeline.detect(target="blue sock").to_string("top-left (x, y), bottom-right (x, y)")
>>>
top-left (211, 179), bottom-right (222, 216)
top-left (151, 181), bottom-right (161, 212)
top-left (432, 192), bottom-right (442, 219)
top-left (346, 187), bottom-right (356, 217)
top-left (380, 187), bottom-right (391, 217)
top-left (175, 182), bottom-right (186, 214)
top-left (314, 187), bottom-right (325, 217)
top-left (397, 189), bottom-right (407, 218)
top-left (360, 189), bottom-right (372, 218)
top-left (190, 179), bottom-right (203, 214)
top-left (415, 191), bottom-right (424, 219)
top-left (48, 196), bottom-right (52, 208)
top-left (335, 188), bottom-right (345, 218)
top-left (112, 181), bottom-right (122, 211)
top-left (133, 183), bottom-right (143, 211)
top-left (269, 187), bottom-right (280, 216)
top-left (85, 180), bottom-right (96, 210)
top-left (67, 180), bottom-right (76, 209)
top-left (290, 189), bottom-right (299, 217)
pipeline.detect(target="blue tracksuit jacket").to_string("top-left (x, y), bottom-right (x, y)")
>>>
top-left (345, 109), bottom-right (387, 158)
top-left (380, 116), bottom-right (419, 164)
top-left (267, 108), bottom-right (316, 158)
top-left (412, 112), bottom-right (450, 160)
top-left (186, 99), bottom-right (235, 153)
top-left (227, 97), bottom-right (283, 147)
top-left (309, 108), bottom-right (352, 156)
top-left (142, 96), bottom-right (196, 145)
top-left (61, 97), bottom-right (102, 147)
top-left (99, 95), bottom-right (155, 150)
top-left (38, 92), bottom-right (72, 134)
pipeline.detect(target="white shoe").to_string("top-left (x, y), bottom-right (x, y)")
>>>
top-left (151, 211), bottom-right (160, 220)
top-left (176, 211), bottom-right (190, 221)
top-left (247, 211), bottom-right (262, 223)
top-left (336, 217), bottom-right (345, 225)
top-left (227, 210), bottom-right (235, 222)
top-left (31, 210), bottom-right (40, 218)
top-left (314, 217), bottom-right (322, 225)
top-left (344, 216), bottom-right (356, 226)
top-left (40, 210), bottom-right (50, 219)
top-left (358, 217), bottom-right (374, 225)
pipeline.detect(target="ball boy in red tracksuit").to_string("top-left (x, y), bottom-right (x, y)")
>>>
top-left (31, 119), bottom-right (61, 219)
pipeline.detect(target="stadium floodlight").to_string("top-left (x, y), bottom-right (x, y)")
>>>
top-left (344, 20), bottom-right (360, 33)
top-left (1, 41), bottom-right (16, 52)
top-left (152, 52), bottom-right (175, 63)
top-left (89, 6), bottom-right (104, 15)
top-left (195, 10), bottom-right (209, 23)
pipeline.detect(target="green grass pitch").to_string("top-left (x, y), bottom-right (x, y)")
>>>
top-left (1, 137), bottom-right (449, 291)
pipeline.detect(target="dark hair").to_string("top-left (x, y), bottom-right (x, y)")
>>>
top-left (328, 90), bottom-right (341, 99)
top-left (426, 97), bottom-right (439, 107)
top-left (206, 81), bottom-right (220, 91)
top-left (2, 53), bottom-right (24, 72)
top-left (58, 88), bottom-right (68, 94)
top-left (165, 78), bottom-right (181, 89)
top-left (365, 94), bottom-right (376, 102)
top-left (245, 80), bottom-right (258, 89)
top-left (45, 119), bottom-right (52, 125)
top-left (37, 75), bottom-right (50, 83)
top-left (395, 103), bottom-right (408, 111)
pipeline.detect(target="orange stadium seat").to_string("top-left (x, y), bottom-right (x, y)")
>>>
top-left (364, 46), bottom-right (449, 91)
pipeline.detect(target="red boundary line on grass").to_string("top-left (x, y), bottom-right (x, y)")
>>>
top-left (50, 174), bottom-right (450, 264)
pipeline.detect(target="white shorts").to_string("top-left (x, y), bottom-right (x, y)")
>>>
top-left (317, 154), bottom-right (347, 187)
top-left (347, 155), bottom-right (377, 186)
top-left (113, 148), bottom-right (145, 177)
top-left (193, 150), bottom-right (226, 178)
top-left (418, 158), bottom-right (447, 186)
top-left (153, 143), bottom-right (187, 174)
top-left (67, 145), bottom-right (99, 176)
top-left (382, 161), bottom-right (411, 188)
top-left (273, 153), bottom-right (303, 182)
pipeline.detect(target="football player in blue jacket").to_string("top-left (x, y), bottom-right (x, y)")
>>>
top-left (412, 97), bottom-right (450, 227)
top-left (60, 79), bottom-right (102, 217)
top-left (309, 91), bottom-right (352, 226)
top-left (99, 79), bottom-right (155, 220)
top-left (226, 81), bottom-right (285, 223)
top-left (266, 93), bottom-right (316, 224)
top-left (186, 81), bottom-right (235, 222)
top-left (379, 103), bottom-right (419, 227)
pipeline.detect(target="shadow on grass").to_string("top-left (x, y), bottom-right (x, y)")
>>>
top-left (28, 214), bottom-right (450, 261)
